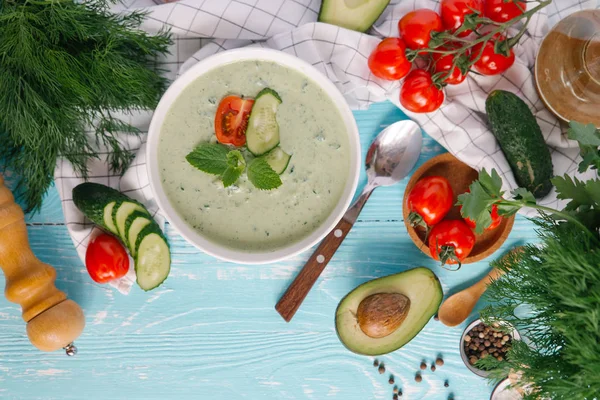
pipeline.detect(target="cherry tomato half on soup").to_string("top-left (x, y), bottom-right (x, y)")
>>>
top-left (400, 69), bottom-right (445, 113)
top-left (398, 9), bottom-right (443, 50)
top-left (428, 220), bottom-right (476, 266)
top-left (407, 176), bottom-right (454, 227)
top-left (368, 37), bottom-right (412, 81)
top-left (441, 0), bottom-right (484, 37)
top-left (214, 96), bottom-right (255, 146)
top-left (484, 0), bottom-right (526, 23)
top-left (86, 233), bottom-right (129, 284)
top-left (471, 34), bottom-right (515, 75)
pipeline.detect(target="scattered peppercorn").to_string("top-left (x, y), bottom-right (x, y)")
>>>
top-left (444, 380), bottom-right (449, 388)
top-left (436, 357), bottom-right (444, 366)
top-left (415, 373), bottom-right (422, 383)
top-left (393, 386), bottom-right (398, 394)
top-left (374, 359), bottom-right (379, 367)
top-left (463, 321), bottom-right (514, 368)
top-left (420, 361), bottom-right (427, 370)
top-left (378, 364), bottom-right (386, 374)
top-left (388, 375), bottom-right (394, 385)
top-left (430, 364), bottom-right (436, 372)
top-left (434, 314), bottom-right (439, 321)
top-left (393, 395), bottom-right (398, 400)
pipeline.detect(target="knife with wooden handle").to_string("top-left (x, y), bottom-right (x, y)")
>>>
top-left (0, 174), bottom-right (85, 354)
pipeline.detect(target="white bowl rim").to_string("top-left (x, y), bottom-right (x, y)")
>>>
top-left (146, 47), bottom-right (361, 264)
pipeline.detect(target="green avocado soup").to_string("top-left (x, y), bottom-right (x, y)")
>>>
top-left (158, 60), bottom-right (350, 253)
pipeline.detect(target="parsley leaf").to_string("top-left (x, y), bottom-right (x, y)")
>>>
top-left (186, 143), bottom-right (229, 175)
top-left (568, 121), bottom-right (600, 173)
top-left (221, 150), bottom-right (245, 187)
top-left (457, 169), bottom-right (504, 234)
top-left (247, 157), bottom-right (282, 190)
top-left (552, 175), bottom-right (595, 211)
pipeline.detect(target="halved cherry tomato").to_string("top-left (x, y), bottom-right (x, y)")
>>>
top-left (441, 0), bottom-right (483, 37)
top-left (407, 176), bottom-right (454, 227)
top-left (400, 69), bottom-right (445, 113)
top-left (484, 0), bottom-right (526, 23)
top-left (398, 9), bottom-right (443, 50)
top-left (471, 34), bottom-right (515, 75)
top-left (432, 45), bottom-right (469, 85)
top-left (428, 220), bottom-right (476, 266)
top-left (368, 38), bottom-right (412, 81)
top-left (215, 96), bottom-right (254, 146)
top-left (86, 233), bottom-right (129, 284)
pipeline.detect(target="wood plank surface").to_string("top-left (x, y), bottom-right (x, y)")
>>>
top-left (0, 101), bottom-right (538, 399)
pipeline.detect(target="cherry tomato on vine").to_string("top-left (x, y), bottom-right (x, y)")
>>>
top-left (86, 233), bottom-right (129, 284)
top-left (215, 95), bottom-right (254, 146)
top-left (471, 35), bottom-right (515, 75)
top-left (407, 176), bottom-right (454, 227)
top-left (368, 38), bottom-right (412, 80)
top-left (432, 45), bottom-right (469, 85)
top-left (428, 220), bottom-right (476, 266)
top-left (398, 9), bottom-right (443, 50)
top-left (441, 0), bottom-right (484, 37)
top-left (400, 69), bottom-right (445, 113)
top-left (484, 0), bottom-right (526, 23)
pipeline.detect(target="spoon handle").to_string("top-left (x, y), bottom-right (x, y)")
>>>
top-left (275, 187), bottom-right (375, 322)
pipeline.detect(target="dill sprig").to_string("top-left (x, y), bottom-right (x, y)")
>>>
top-left (0, 0), bottom-right (171, 212)
top-left (480, 217), bottom-right (600, 399)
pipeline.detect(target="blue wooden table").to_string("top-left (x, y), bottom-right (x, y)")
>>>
top-left (0, 101), bottom-right (536, 400)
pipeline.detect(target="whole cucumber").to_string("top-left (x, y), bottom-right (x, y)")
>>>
top-left (485, 90), bottom-right (553, 198)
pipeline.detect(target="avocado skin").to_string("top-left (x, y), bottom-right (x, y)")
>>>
top-left (335, 267), bottom-right (443, 356)
top-left (485, 90), bottom-right (553, 198)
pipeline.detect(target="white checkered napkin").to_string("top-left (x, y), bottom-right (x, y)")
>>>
top-left (55, 0), bottom-right (599, 294)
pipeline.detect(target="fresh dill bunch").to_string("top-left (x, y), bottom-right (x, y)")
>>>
top-left (0, 0), bottom-right (171, 212)
top-left (480, 217), bottom-right (600, 399)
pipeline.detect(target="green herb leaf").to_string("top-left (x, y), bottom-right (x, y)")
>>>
top-left (511, 187), bottom-right (536, 204)
top-left (221, 150), bottom-right (246, 187)
top-left (568, 121), bottom-right (600, 173)
top-left (478, 169), bottom-right (504, 198)
top-left (457, 169), bottom-right (504, 234)
top-left (552, 175), bottom-right (596, 211)
top-left (247, 157), bottom-right (282, 190)
top-left (186, 144), bottom-right (230, 175)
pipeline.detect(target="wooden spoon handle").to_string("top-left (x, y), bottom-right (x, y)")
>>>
top-left (0, 175), bottom-right (85, 352)
top-left (275, 187), bottom-right (374, 322)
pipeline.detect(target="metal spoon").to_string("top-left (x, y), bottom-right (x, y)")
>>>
top-left (275, 120), bottom-right (423, 322)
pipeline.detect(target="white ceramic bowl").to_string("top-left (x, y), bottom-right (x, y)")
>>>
top-left (147, 48), bottom-right (361, 264)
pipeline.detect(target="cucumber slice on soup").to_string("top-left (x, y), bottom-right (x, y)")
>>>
top-left (264, 147), bottom-right (291, 174)
top-left (246, 88), bottom-right (282, 156)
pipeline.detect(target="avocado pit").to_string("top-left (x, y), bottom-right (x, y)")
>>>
top-left (357, 293), bottom-right (411, 338)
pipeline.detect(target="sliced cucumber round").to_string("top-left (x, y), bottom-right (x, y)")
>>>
top-left (125, 211), bottom-right (152, 256)
top-left (103, 201), bottom-right (118, 234)
top-left (246, 88), bottom-right (282, 156)
top-left (264, 147), bottom-right (292, 175)
top-left (134, 224), bottom-right (171, 291)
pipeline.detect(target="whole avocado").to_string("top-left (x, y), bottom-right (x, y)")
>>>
top-left (485, 90), bottom-right (553, 198)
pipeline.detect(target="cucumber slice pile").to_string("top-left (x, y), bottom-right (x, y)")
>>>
top-left (73, 182), bottom-right (171, 291)
top-left (246, 88), bottom-right (282, 156)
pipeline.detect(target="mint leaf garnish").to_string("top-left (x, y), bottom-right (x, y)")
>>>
top-left (222, 150), bottom-right (245, 187)
top-left (186, 143), bottom-right (229, 175)
top-left (247, 157), bottom-right (282, 190)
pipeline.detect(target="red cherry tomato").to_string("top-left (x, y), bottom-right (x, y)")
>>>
top-left (398, 9), bottom-right (443, 50)
top-left (407, 176), bottom-right (454, 227)
top-left (400, 69), bottom-right (445, 113)
top-left (471, 35), bottom-right (515, 75)
top-left (432, 45), bottom-right (469, 85)
top-left (484, 0), bottom-right (526, 23)
top-left (464, 204), bottom-right (503, 230)
top-left (368, 38), bottom-right (412, 81)
top-left (215, 95), bottom-right (254, 147)
top-left (86, 233), bottom-right (129, 284)
top-left (428, 220), bottom-right (476, 266)
top-left (441, 0), bottom-right (483, 37)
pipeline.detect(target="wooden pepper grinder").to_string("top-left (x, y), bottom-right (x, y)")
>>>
top-left (0, 175), bottom-right (85, 355)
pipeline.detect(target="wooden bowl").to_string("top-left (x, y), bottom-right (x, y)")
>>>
top-left (402, 153), bottom-right (514, 265)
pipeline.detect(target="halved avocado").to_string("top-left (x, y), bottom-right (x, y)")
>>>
top-left (335, 267), bottom-right (443, 356)
top-left (318, 0), bottom-right (390, 33)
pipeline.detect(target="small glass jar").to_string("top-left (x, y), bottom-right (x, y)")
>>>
top-left (535, 10), bottom-right (600, 127)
